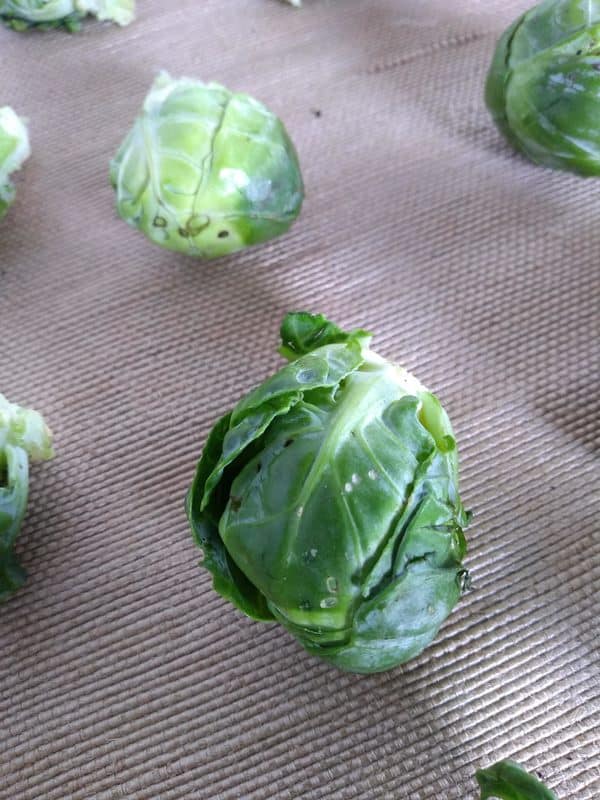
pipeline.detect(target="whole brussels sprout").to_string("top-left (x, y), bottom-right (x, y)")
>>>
top-left (476, 760), bottom-right (558, 799)
top-left (110, 73), bottom-right (304, 259)
top-left (0, 107), bottom-right (30, 221)
top-left (486, 0), bottom-right (600, 175)
top-left (1, 393), bottom-right (54, 602)
top-left (186, 313), bottom-right (469, 673)
top-left (0, 0), bottom-right (134, 30)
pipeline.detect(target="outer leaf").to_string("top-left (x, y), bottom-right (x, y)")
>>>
top-left (186, 413), bottom-right (274, 621)
top-left (484, 14), bottom-right (526, 151)
top-left (201, 341), bottom-right (364, 509)
top-left (476, 760), bottom-right (558, 800)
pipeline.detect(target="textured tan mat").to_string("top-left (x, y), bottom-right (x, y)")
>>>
top-left (1, 1), bottom-right (598, 798)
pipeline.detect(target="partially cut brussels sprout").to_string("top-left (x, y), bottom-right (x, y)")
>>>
top-left (110, 72), bottom-right (304, 259)
top-left (0, 0), bottom-right (135, 31)
top-left (0, 107), bottom-right (30, 221)
top-left (486, 0), bottom-right (600, 175)
top-left (0, 393), bottom-right (54, 602)
top-left (186, 313), bottom-right (469, 673)
top-left (476, 760), bottom-right (558, 799)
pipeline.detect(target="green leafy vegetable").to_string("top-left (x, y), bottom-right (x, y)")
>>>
top-left (1, 393), bottom-right (54, 603)
top-left (186, 312), bottom-right (469, 673)
top-left (110, 72), bottom-right (304, 259)
top-left (485, 0), bottom-right (600, 175)
top-left (0, 107), bottom-right (30, 221)
top-left (476, 760), bottom-right (558, 799)
top-left (0, 0), bottom-right (135, 31)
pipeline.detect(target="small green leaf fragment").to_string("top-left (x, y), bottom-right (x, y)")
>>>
top-left (476, 760), bottom-right (558, 800)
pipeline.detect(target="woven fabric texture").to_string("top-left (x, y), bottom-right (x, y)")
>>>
top-left (1, 1), bottom-right (598, 798)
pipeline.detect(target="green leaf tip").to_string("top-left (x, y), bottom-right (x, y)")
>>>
top-left (279, 311), bottom-right (372, 360)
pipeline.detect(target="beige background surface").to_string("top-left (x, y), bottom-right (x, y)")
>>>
top-left (1, 1), bottom-right (598, 798)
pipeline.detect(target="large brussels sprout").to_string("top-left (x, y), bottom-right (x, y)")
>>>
top-left (110, 73), bottom-right (304, 259)
top-left (0, 107), bottom-right (30, 221)
top-left (186, 312), bottom-right (469, 673)
top-left (485, 0), bottom-right (600, 175)
top-left (0, 0), bottom-right (134, 30)
top-left (1, 393), bottom-right (54, 602)
top-left (476, 760), bottom-right (558, 799)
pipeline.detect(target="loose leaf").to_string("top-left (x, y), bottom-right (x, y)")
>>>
top-left (476, 760), bottom-right (558, 800)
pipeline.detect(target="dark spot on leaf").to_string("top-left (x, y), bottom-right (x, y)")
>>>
top-left (153, 215), bottom-right (167, 228)
top-left (218, 230), bottom-right (229, 238)
top-left (256, 462), bottom-right (261, 473)
top-left (230, 496), bottom-right (242, 512)
top-left (576, 50), bottom-right (582, 55)
top-left (459, 569), bottom-right (472, 593)
top-left (283, 439), bottom-right (294, 448)
top-left (186, 214), bottom-right (211, 236)
top-left (178, 227), bottom-right (190, 238)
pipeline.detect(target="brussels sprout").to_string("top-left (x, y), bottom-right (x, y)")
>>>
top-left (0, 107), bottom-right (30, 221)
top-left (110, 72), bottom-right (304, 259)
top-left (0, 0), bottom-right (135, 31)
top-left (485, 0), bottom-right (600, 175)
top-left (0, 393), bottom-right (54, 602)
top-left (186, 312), bottom-right (469, 673)
top-left (476, 760), bottom-right (558, 799)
